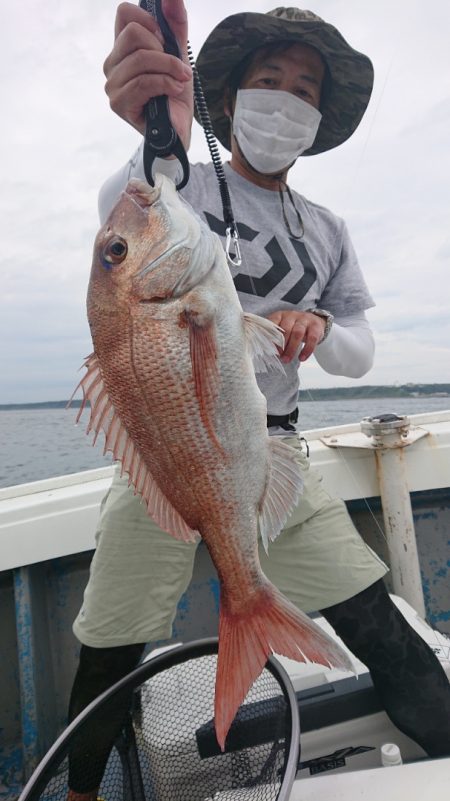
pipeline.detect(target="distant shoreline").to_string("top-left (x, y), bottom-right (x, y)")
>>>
top-left (2, 384), bottom-right (450, 410)
top-left (0, 400), bottom-right (85, 410)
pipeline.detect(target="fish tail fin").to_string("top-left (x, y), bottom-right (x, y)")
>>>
top-left (214, 583), bottom-right (353, 751)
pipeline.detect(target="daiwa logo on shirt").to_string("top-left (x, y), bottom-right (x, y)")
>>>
top-left (204, 212), bottom-right (318, 304)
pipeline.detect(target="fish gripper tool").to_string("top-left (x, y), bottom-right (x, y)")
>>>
top-left (139, 0), bottom-right (190, 190)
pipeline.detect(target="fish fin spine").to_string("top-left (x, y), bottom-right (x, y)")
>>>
top-left (71, 354), bottom-right (200, 544)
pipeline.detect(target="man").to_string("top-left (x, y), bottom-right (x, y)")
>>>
top-left (67, 4), bottom-right (450, 798)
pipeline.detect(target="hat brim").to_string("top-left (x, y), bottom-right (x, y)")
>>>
top-left (194, 11), bottom-right (374, 155)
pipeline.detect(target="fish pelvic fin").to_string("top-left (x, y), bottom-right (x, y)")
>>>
top-left (243, 312), bottom-right (285, 374)
top-left (259, 438), bottom-right (304, 553)
top-left (215, 583), bottom-right (354, 751)
top-left (70, 354), bottom-right (200, 544)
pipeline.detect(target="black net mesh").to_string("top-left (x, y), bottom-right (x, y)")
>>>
top-left (20, 646), bottom-right (297, 801)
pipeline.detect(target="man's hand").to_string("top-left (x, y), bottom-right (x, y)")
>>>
top-left (103, 1), bottom-right (193, 146)
top-left (266, 310), bottom-right (326, 363)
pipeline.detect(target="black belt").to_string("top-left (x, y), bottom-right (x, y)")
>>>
top-left (266, 407), bottom-right (299, 430)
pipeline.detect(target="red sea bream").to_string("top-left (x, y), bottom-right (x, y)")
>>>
top-left (75, 174), bottom-right (353, 749)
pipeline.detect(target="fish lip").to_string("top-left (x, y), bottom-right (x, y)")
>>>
top-left (124, 180), bottom-right (158, 213)
top-left (125, 190), bottom-right (153, 215)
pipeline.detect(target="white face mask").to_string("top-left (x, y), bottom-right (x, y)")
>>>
top-left (231, 88), bottom-right (322, 175)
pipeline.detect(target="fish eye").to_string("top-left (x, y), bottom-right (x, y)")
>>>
top-left (101, 236), bottom-right (128, 267)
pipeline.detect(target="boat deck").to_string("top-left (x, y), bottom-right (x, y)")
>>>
top-left (1, 410), bottom-right (450, 798)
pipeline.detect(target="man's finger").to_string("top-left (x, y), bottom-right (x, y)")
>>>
top-left (281, 321), bottom-right (307, 363)
top-left (162, 0), bottom-right (189, 50)
top-left (109, 73), bottom-right (187, 130)
top-left (105, 23), bottom-right (164, 75)
top-left (106, 49), bottom-right (191, 95)
top-left (115, 2), bottom-right (163, 40)
top-left (266, 311), bottom-right (283, 326)
top-left (299, 327), bottom-right (323, 362)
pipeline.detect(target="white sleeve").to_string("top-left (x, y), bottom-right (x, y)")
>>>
top-left (98, 141), bottom-right (183, 224)
top-left (313, 312), bottom-right (375, 378)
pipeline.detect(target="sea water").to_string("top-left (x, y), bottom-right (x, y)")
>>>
top-left (1, 396), bottom-right (449, 489)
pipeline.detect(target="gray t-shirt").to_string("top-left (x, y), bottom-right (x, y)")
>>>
top-left (179, 162), bottom-right (374, 415)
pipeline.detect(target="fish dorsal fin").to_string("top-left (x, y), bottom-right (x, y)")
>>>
top-left (259, 438), bottom-right (304, 553)
top-left (243, 312), bottom-right (285, 374)
top-left (71, 354), bottom-right (200, 544)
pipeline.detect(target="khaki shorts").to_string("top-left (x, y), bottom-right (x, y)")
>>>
top-left (73, 437), bottom-right (387, 647)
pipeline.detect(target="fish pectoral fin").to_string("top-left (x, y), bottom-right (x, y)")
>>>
top-left (185, 306), bottom-right (219, 405)
top-left (258, 438), bottom-right (304, 552)
top-left (243, 312), bottom-right (285, 374)
top-left (71, 353), bottom-right (200, 545)
top-left (184, 306), bottom-right (224, 454)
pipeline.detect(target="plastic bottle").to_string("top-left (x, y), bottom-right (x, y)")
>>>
top-left (380, 743), bottom-right (403, 767)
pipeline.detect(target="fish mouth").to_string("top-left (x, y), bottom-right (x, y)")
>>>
top-left (125, 181), bottom-right (159, 213)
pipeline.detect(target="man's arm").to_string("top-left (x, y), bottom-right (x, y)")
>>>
top-left (314, 313), bottom-right (374, 377)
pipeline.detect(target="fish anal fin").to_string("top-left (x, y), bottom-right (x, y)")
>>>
top-left (243, 312), bottom-right (285, 374)
top-left (215, 584), bottom-right (354, 751)
top-left (70, 354), bottom-right (200, 544)
top-left (259, 438), bottom-right (303, 553)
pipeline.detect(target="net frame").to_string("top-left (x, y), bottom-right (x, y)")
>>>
top-left (18, 638), bottom-right (300, 801)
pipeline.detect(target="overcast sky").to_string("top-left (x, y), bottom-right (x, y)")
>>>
top-left (2, 0), bottom-right (450, 402)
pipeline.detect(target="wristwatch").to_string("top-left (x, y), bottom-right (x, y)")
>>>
top-left (306, 308), bottom-right (334, 342)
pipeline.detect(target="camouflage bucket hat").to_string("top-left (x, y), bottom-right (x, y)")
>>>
top-left (194, 7), bottom-right (374, 156)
